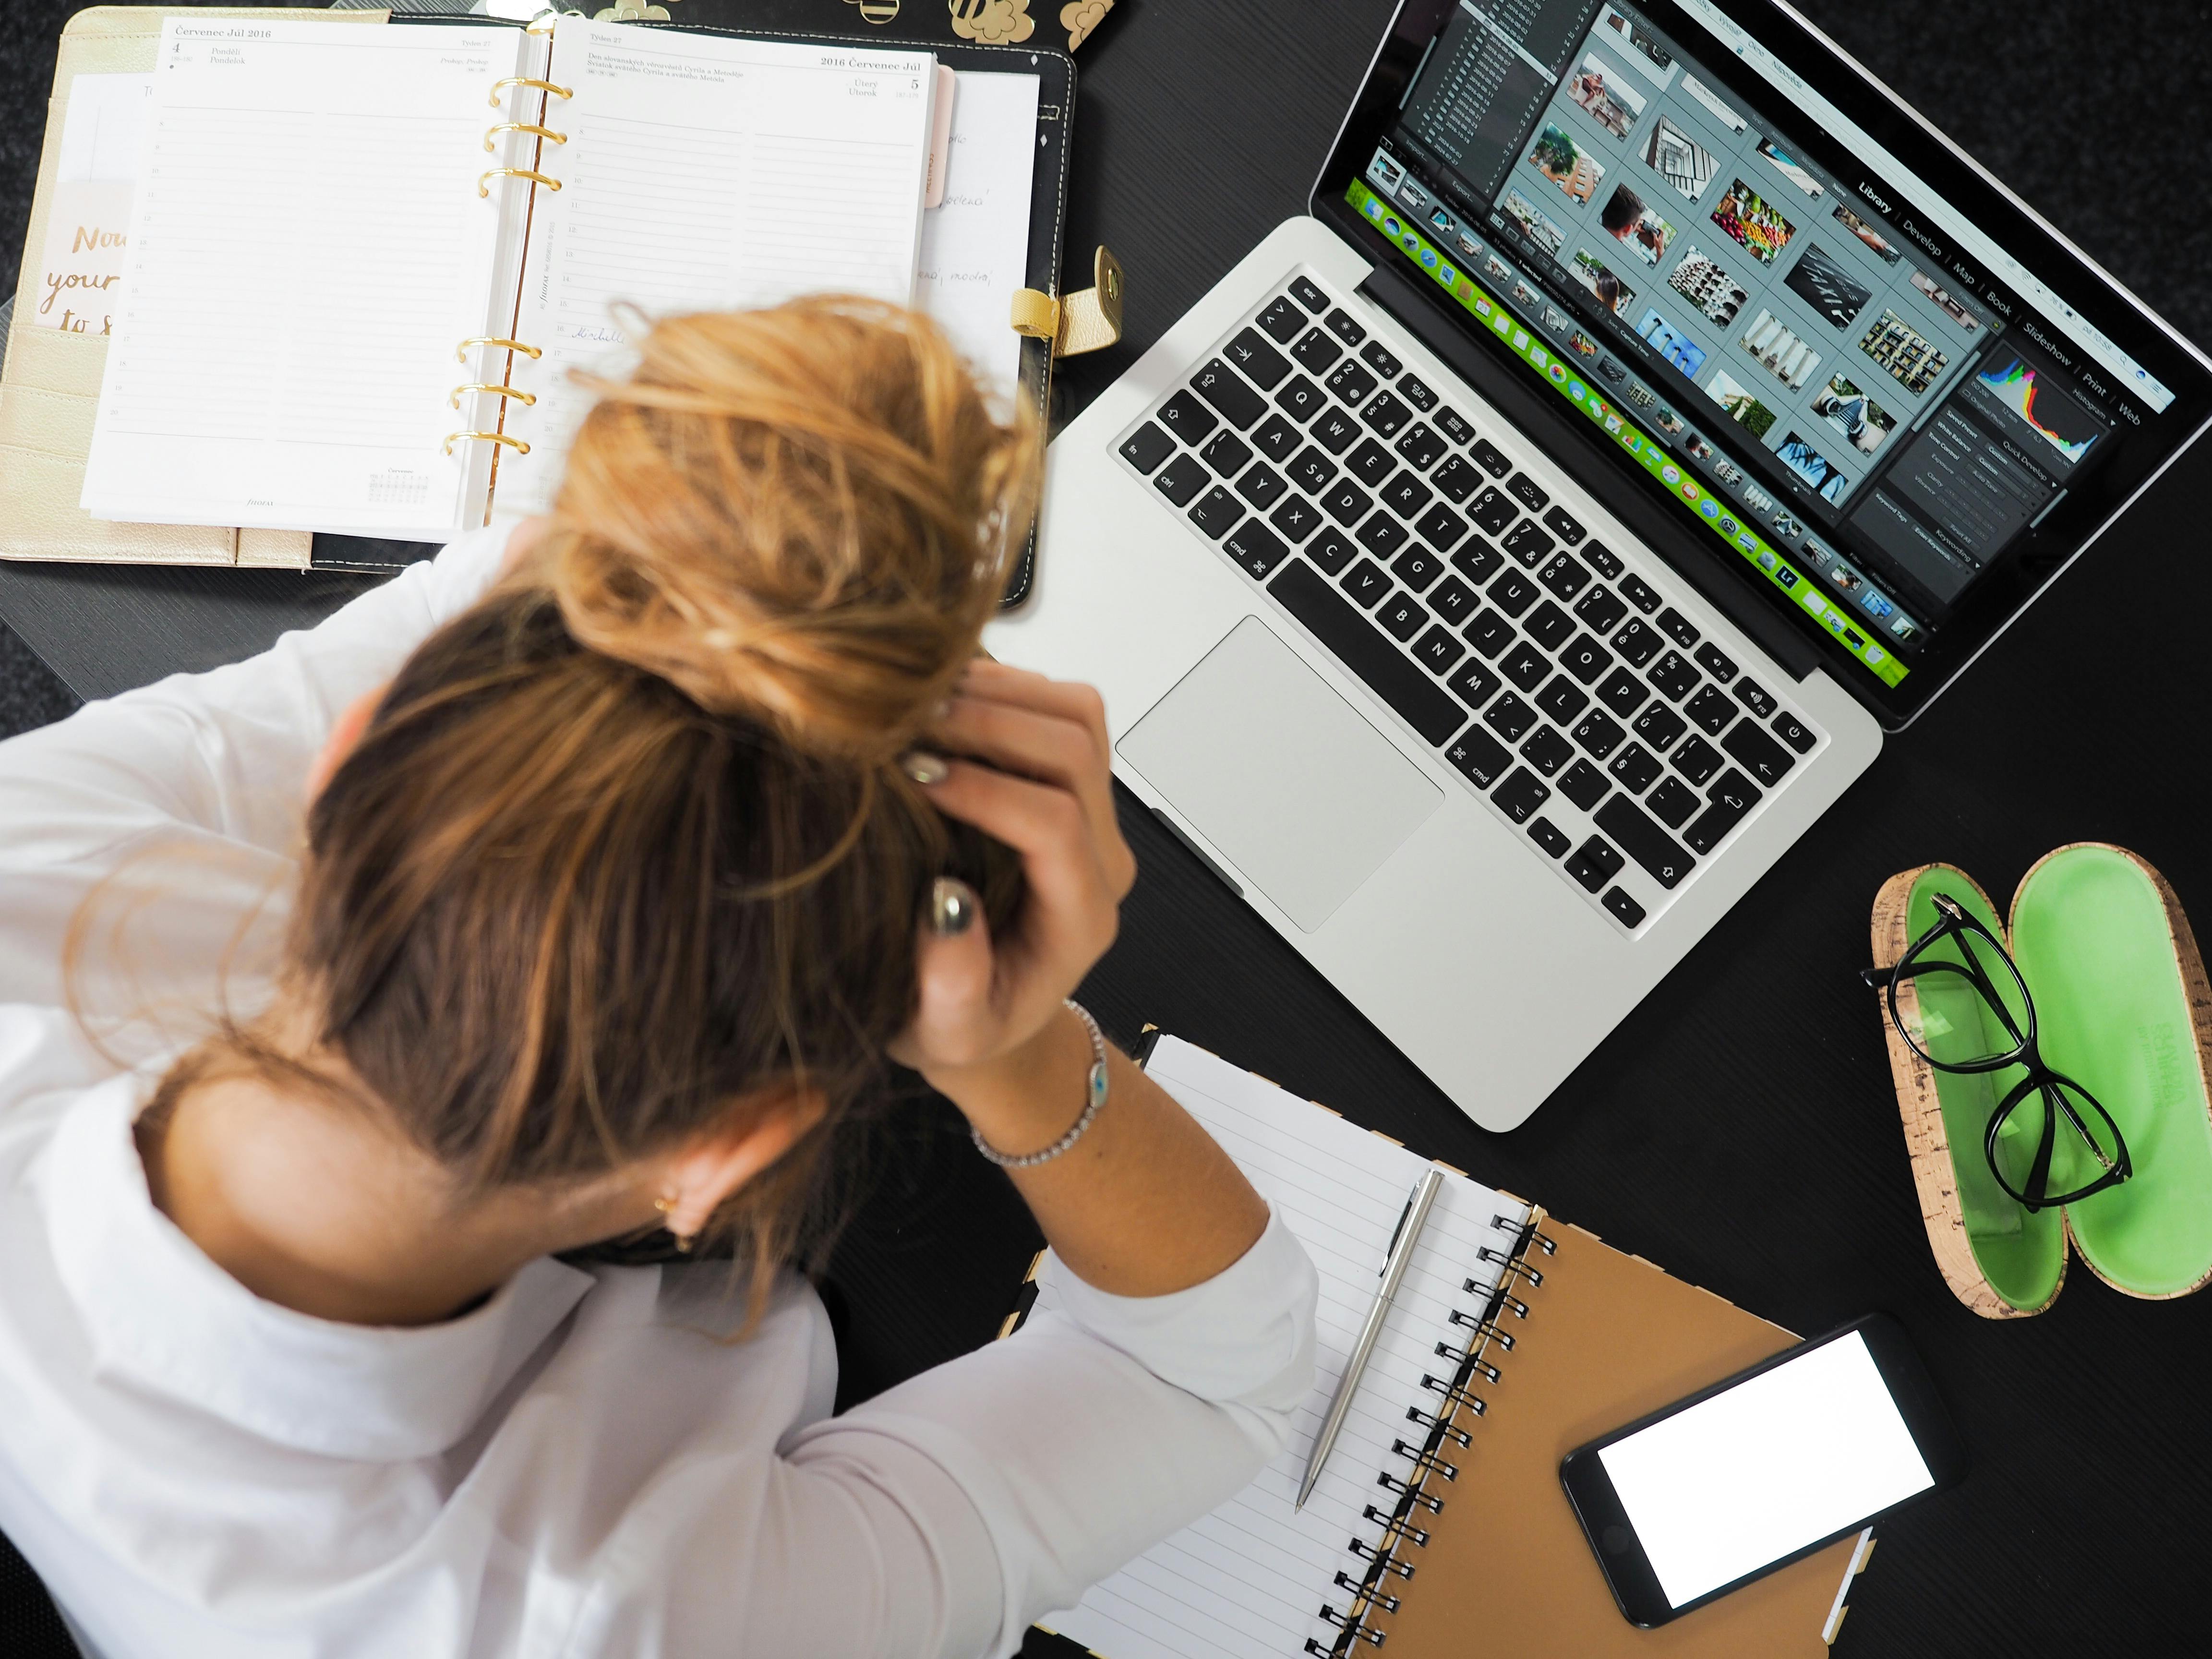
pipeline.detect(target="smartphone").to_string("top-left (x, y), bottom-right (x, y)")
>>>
top-left (1559, 1314), bottom-right (1966, 1627)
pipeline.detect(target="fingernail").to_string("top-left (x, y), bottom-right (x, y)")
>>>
top-left (902, 750), bottom-right (951, 786)
top-left (929, 876), bottom-right (978, 937)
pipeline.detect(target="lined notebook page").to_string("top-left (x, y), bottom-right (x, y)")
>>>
top-left (81, 20), bottom-right (529, 538)
top-left (497, 22), bottom-right (936, 514)
top-left (1034, 1037), bottom-right (1529, 1659)
top-left (913, 70), bottom-right (1038, 398)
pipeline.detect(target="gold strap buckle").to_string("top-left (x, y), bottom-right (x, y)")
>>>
top-left (1009, 245), bottom-right (1125, 359)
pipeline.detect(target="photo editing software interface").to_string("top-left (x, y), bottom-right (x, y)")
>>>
top-left (1355, 0), bottom-right (2177, 689)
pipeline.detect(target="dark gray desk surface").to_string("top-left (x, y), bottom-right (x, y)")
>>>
top-left (8, 1), bottom-right (2212, 1652)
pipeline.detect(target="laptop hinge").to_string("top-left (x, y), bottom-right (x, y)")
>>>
top-left (1355, 262), bottom-right (1827, 684)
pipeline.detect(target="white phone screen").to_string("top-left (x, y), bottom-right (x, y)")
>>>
top-left (1596, 1332), bottom-right (1934, 1607)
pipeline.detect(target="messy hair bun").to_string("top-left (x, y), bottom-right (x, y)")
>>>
top-left (542, 297), bottom-right (1040, 759)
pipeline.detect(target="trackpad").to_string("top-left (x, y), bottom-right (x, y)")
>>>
top-left (1117, 616), bottom-right (1442, 933)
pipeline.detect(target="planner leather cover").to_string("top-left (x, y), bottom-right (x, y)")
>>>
top-left (1367, 1220), bottom-right (1867, 1657)
top-left (0, 6), bottom-right (384, 570)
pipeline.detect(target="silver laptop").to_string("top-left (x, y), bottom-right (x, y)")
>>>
top-left (987, 0), bottom-right (2212, 1130)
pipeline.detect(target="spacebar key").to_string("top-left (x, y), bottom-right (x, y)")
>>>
top-left (1269, 559), bottom-right (1467, 745)
top-left (1594, 796), bottom-right (1696, 890)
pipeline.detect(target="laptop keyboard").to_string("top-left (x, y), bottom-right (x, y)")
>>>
top-left (1113, 268), bottom-right (1827, 934)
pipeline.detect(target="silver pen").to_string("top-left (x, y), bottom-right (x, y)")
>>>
top-left (1296, 1165), bottom-right (1445, 1511)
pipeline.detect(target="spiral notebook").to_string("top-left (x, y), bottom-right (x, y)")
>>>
top-left (1014, 1035), bottom-right (1876, 1659)
top-left (68, 11), bottom-right (1067, 547)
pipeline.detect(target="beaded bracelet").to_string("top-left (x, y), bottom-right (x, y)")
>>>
top-left (970, 1000), bottom-right (1110, 1169)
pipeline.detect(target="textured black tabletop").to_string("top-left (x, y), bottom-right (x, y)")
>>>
top-left (6, 2), bottom-right (2212, 1654)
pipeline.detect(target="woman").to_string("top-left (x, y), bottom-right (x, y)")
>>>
top-left (0, 299), bottom-right (1318, 1658)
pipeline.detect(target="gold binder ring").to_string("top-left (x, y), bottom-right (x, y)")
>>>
top-left (443, 431), bottom-right (532, 457)
top-left (479, 168), bottom-right (562, 198)
top-left (484, 122), bottom-right (569, 152)
top-left (457, 337), bottom-right (543, 363)
top-left (489, 76), bottom-right (574, 108)
top-left (449, 383), bottom-right (538, 409)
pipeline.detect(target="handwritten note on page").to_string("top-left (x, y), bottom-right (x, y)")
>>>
top-left (914, 69), bottom-right (1039, 399)
top-left (1032, 1037), bottom-right (1527, 1659)
top-left (80, 20), bottom-right (530, 538)
top-left (496, 21), bottom-right (938, 515)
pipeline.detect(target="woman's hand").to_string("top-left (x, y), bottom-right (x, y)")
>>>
top-left (890, 661), bottom-right (1135, 1094)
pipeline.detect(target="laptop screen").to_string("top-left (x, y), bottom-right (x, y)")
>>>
top-left (1315, 0), bottom-right (2211, 718)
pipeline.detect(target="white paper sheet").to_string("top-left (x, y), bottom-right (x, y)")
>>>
top-left (1032, 1037), bottom-right (1528, 1659)
top-left (29, 73), bottom-right (153, 335)
top-left (914, 69), bottom-right (1039, 399)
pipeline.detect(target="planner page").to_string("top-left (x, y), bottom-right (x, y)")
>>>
top-left (1032, 1036), bottom-right (1530, 1659)
top-left (496, 21), bottom-right (937, 514)
top-left (913, 69), bottom-right (1039, 399)
top-left (80, 20), bottom-right (532, 539)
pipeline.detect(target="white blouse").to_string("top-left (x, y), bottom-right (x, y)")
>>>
top-left (0, 524), bottom-right (1320, 1659)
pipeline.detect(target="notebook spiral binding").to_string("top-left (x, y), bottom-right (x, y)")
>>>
top-left (445, 72), bottom-right (573, 461)
top-left (1305, 1207), bottom-right (1553, 1658)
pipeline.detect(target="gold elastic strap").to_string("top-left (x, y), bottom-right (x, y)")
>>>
top-left (484, 121), bottom-right (568, 152)
top-left (457, 337), bottom-right (543, 363)
top-left (443, 431), bottom-right (531, 457)
top-left (479, 168), bottom-right (562, 198)
top-left (489, 76), bottom-right (573, 108)
top-left (449, 383), bottom-right (538, 409)
top-left (1008, 245), bottom-right (1126, 359)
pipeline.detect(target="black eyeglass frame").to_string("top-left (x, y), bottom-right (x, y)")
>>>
top-left (1863, 894), bottom-right (2131, 1214)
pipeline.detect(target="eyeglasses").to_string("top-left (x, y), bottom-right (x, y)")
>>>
top-left (1862, 893), bottom-right (2130, 1213)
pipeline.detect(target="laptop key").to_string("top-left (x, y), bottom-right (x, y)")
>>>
top-left (1734, 678), bottom-right (1778, 719)
top-left (1200, 428), bottom-right (1255, 478)
top-left (1155, 452), bottom-right (1208, 507)
top-left (1268, 560), bottom-right (1467, 747)
top-left (1656, 606), bottom-right (1700, 649)
top-left (1488, 569), bottom-right (1538, 617)
top-left (1444, 726), bottom-right (1514, 787)
top-left (1472, 439), bottom-right (1512, 478)
top-left (1378, 592), bottom-right (1426, 642)
top-left (1647, 650), bottom-right (1699, 701)
top-left (1431, 455), bottom-right (1483, 504)
top-left (1538, 553), bottom-right (1590, 601)
top-left (1256, 296), bottom-right (1305, 343)
top-left (1446, 659), bottom-right (1501, 709)
top-left (1274, 376), bottom-right (1326, 423)
top-left (1291, 276), bottom-right (1331, 313)
top-left (1574, 585), bottom-right (1627, 634)
top-left (1722, 721), bottom-right (1796, 787)
top-left (1500, 642), bottom-right (1550, 692)
top-left (1632, 704), bottom-right (1687, 752)
top-left (1191, 359), bottom-right (1266, 429)
top-left (1270, 493), bottom-right (1322, 543)
top-left (1158, 389), bottom-right (1218, 444)
top-left (1611, 618), bottom-right (1662, 668)
top-left (1326, 360), bottom-right (1379, 406)
top-left (1224, 520), bottom-right (1291, 580)
top-left (1557, 759), bottom-right (1610, 812)
top-left (1395, 423), bottom-right (1447, 470)
top-left (1520, 726), bottom-right (1574, 777)
top-left (1341, 558), bottom-right (1391, 607)
top-left (1397, 373), bottom-right (1439, 411)
top-left (1361, 390), bottom-right (1413, 438)
top-left (1468, 487), bottom-right (1517, 536)
top-left (1529, 818), bottom-right (1573, 859)
top-left (1292, 327), bottom-right (1343, 374)
top-left (1646, 775), bottom-right (1700, 829)
top-left (1251, 413), bottom-right (1303, 462)
top-left (1571, 709), bottom-right (1626, 759)
top-left (1608, 742), bottom-right (1662, 793)
top-left (1502, 520), bottom-right (1555, 568)
top-left (1683, 769), bottom-right (1762, 854)
top-left (1492, 767), bottom-right (1551, 822)
top-left (1392, 545), bottom-right (1444, 592)
top-left (1694, 643), bottom-right (1738, 683)
top-left (1542, 506), bottom-right (1586, 544)
top-left (1560, 633), bottom-right (1613, 685)
top-left (1226, 327), bottom-right (1291, 389)
top-left (1428, 575), bottom-right (1479, 626)
top-left (1594, 797), bottom-right (1693, 889)
top-left (1683, 684), bottom-right (1735, 736)
top-left (1382, 471), bottom-right (1434, 520)
top-left (1413, 624), bottom-right (1465, 674)
top-left (1451, 537), bottom-right (1502, 585)
top-left (1360, 340), bottom-right (1404, 378)
top-left (1485, 694), bottom-right (1539, 745)
top-left (1506, 472), bottom-right (1550, 512)
top-left (1287, 447), bottom-right (1338, 495)
top-left (1535, 675), bottom-right (1588, 725)
top-left (1464, 609), bottom-right (1516, 657)
top-left (1619, 572), bottom-right (1662, 613)
top-left (1120, 422), bottom-right (1175, 475)
top-left (1321, 479), bottom-right (1372, 525)
top-left (1308, 407), bottom-right (1360, 456)
top-left (1415, 504), bottom-right (1468, 553)
top-left (1582, 541), bottom-right (1623, 579)
top-left (1347, 439), bottom-right (1397, 487)
top-left (1671, 734), bottom-right (1723, 786)
top-left (1596, 667), bottom-right (1647, 718)
top-left (1307, 527), bottom-right (1358, 576)
top-left (1435, 406), bottom-right (1476, 445)
top-left (1771, 709), bottom-right (1818, 753)
top-left (1324, 305), bottom-right (1365, 345)
top-left (1524, 601), bottom-right (1575, 652)
top-left (1355, 513), bottom-right (1408, 557)
top-left (1602, 887), bottom-right (1647, 928)
top-left (1187, 486), bottom-right (1242, 539)
top-left (1237, 463), bottom-right (1289, 511)
top-left (1565, 836), bottom-right (1626, 893)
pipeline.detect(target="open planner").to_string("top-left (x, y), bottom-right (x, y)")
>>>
top-left (68, 11), bottom-right (1060, 545)
top-left (1019, 1035), bottom-right (1877, 1659)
